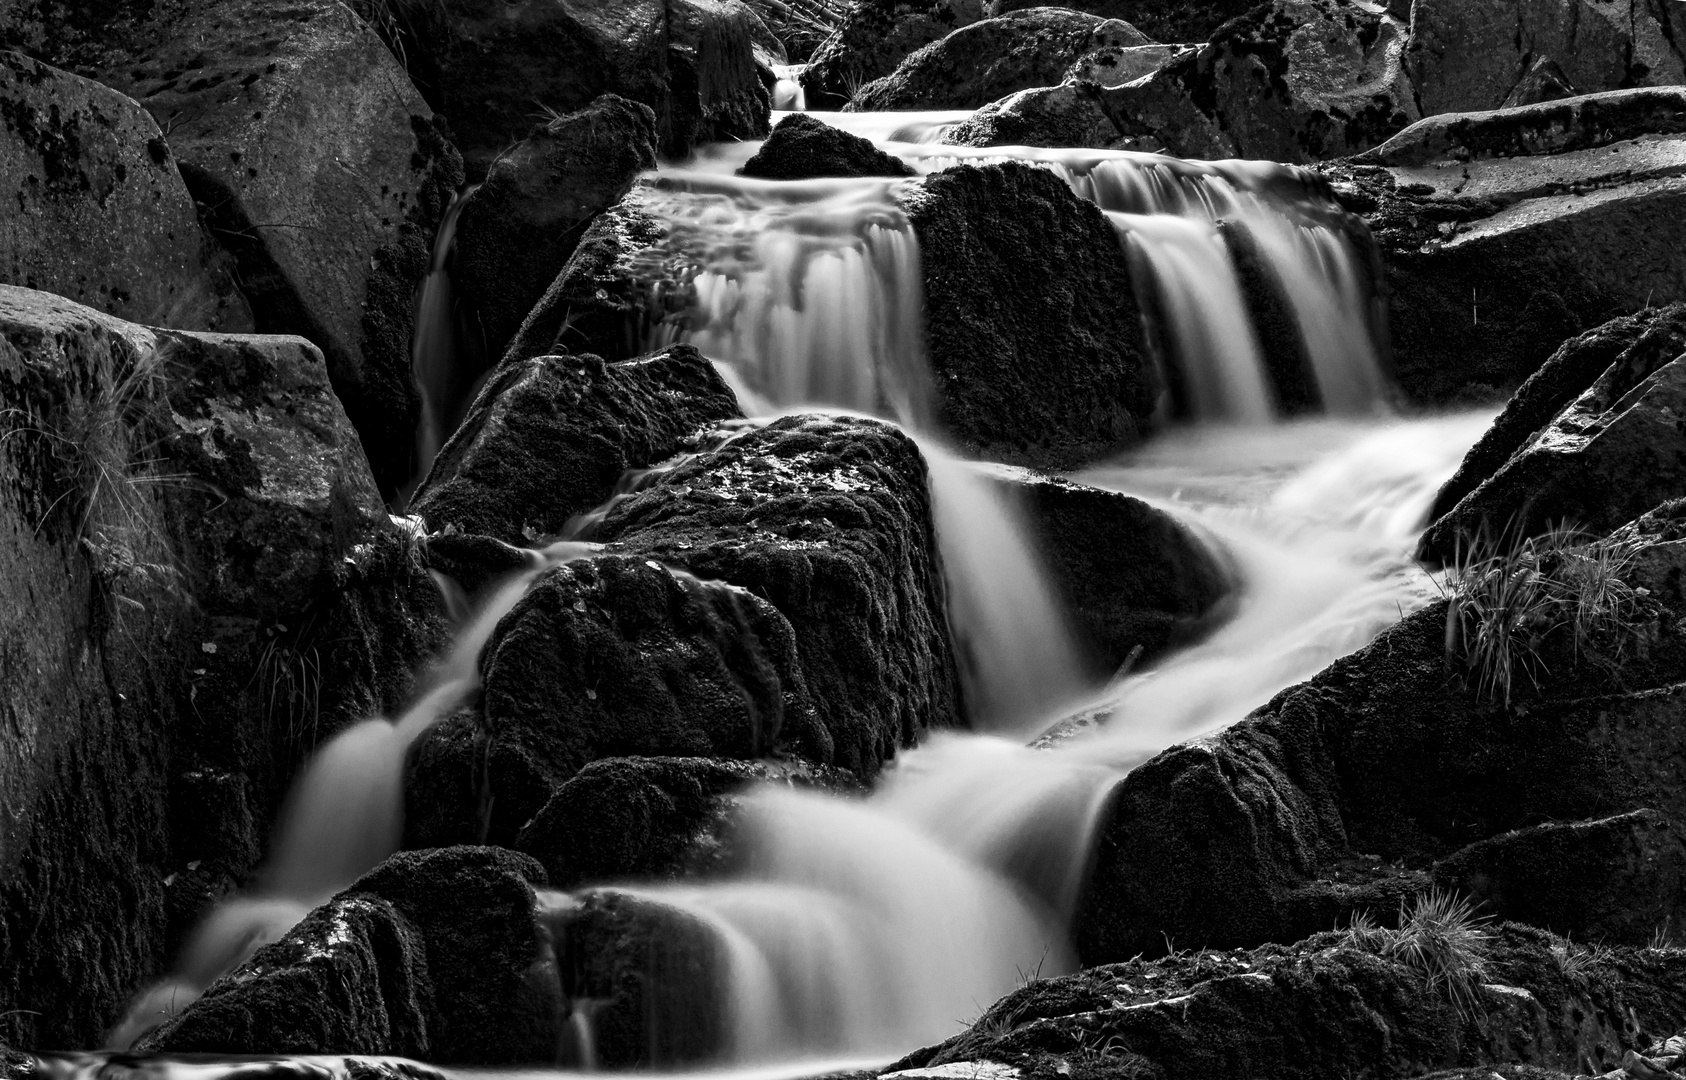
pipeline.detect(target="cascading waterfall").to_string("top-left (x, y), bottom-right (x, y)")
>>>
top-left (407, 185), bottom-right (481, 500)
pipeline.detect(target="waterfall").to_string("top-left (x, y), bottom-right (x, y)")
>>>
top-left (107, 539), bottom-right (593, 1049)
top-left (406, 184), bottom-right (480, 503)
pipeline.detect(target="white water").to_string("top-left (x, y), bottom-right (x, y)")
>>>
top-left (407, 185), bottom-right (479, 500)
top-left (107, 540), bottom-right (593, 1049)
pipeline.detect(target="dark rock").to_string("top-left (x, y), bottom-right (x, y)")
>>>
top-left (1405, 0), bottom-right (1686, 118)
top-left (1360, 86), bottom-right (1686, 168)
top-left (86, 0), bottom-right (466, 497)
top-left (1089, 0), bottom-right (1418, 160)
top-left (1434, 809), bottom-right (1686, 946)
top-left (1216, 217), bottom-right (1323, 415)
top-left (1007, 469), bottom-right (1233, 672)
top-left (1501, 56), bottom-right (1578, 109)
top-left (461, 554), bottom-right (825, 842)
top-left (453, 95), bottom-right (659, 370)
top-left (799, 0), bottom-right (987, 109)
top-left (145, 847), bottom-right (560, 1063)
top-left (514, 756), bottom-right (860, 889)
top-left (903, 924), bottom-right (1686, 1080)
top-left (590, 414), bottom-right (963, 775)
top-left (900, 162), bottom-right (1158, 467)
top-left (739, 113), bottom-right (915, 180)
top-left (847, 9), bottom-right (1155, 111)
top-left (411, 345), bottom-right (743, 544)
top-left (1418, 335), bottom-right (1686, 562)
top-left (0, 50), bottom-right (251, 332)
top-left (981, 0), bottom-right (1252, 44)
top-left (1421, 306), bottom-right (1686, 542)
top-left (362, 0), bottom-right (769, 170)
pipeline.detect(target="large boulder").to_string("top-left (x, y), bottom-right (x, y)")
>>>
top-left (1418, 333), bottom-right (1686, 562)
top-left (900, 162), bottom-right (1158, 466)
top-left (452, 95), bottom-right (658, 377)
top-left (0, 286), bottom-right (440, 1050)
top-left (799, 0), bottom-right (988, 109)
top-left (981, 0), bottom-right (1254, 44)
top-left (739, 113), bottom-right (916, 180)
top-left (0, 50), bottom-right (250, 332)
top-left (359, 0), bottom-right (769, 170)
top-left (410, 345), bottom-right (743, 544)
top-left (1405, 0), bottom-right (1686, 119)
top-left (64, 0), bottom-right (468, 497)
top-left (144, 847), bottom-right (561, 1062)
top-left (1421, 305), bottom-right (1686, 542)
top-left (941, 81), bottom-right (1125, 149)
top-left (847, 9), bottom-right (1156, 111)
top-left (1322, 95), bottom-right (1686, 406)
top-left (899, 924), bottom-right (1686, 1080)
top-left (1078, 503), bottom-right (1686, 962)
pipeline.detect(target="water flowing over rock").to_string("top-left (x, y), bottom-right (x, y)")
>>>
top-left (739, 113), bottom-right (917, 179)
top-left (1325, 89), bottom-right (1686, 406)
top-left (901, 924), bottom-right (1686, 1080)
top-left (143, 847), bottom-right (560, 1062)
top-left (39, 0), bottom-right (468, 497)
top-left (902, 162), bottom-right (1158, 465)
top-left (0, 51), bottom-right (251, 333)
top-left (1404, 0), bottom-right (1686, 118)
top-left (410, 345), bottom-right (743, 544)
top-left (847, 9), bottom-right (1156, 111)
top-left (0, 287), bottom-right (440, 1050)
top-left (452, 95), bottom-right (659, 372)
top-left (355, 0), bottom-right (769, 171)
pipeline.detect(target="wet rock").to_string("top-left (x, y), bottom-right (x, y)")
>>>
top-left (145, 847), bottom-right (560, 1063)
top-left (1405, 0), bottom-right (1686, 119)
top-left (593, 414), bottom-right (962, 775)
top-left (981, 0), bottom-right (1252, 44)
top-left (739, 113), bottom-right (915, 180)
top-left (363, 0), bottom-right (768, 170)
top-left (453, 95), bottom-right (659, 369)
top-left (0, 286), bottom-right (442, 1049)
top-left (411, 345), bottom-right (743, 545)
top-left (1064, 42), bottom-right (1188, 88)
top-left (459, 554), bottom-right (825, 842)
top-left (0, 50), bottom-right (250, 333)
top-left (1421, 306), bottom-right (1686, 541)
top-left (1435, 810), bottom-right (1686, 947)
top-left (941, 82), bottom-right (1123, 149)
top-left (904, 924), bottom-right (1686, 1080)
top-left (846, 9), bottom-right (1155, 111)
top-left (1090, 0), bottom-right (1418, 161)
top-left (799, 0), bottom-right (988, 109)
top-left (900, 162), bottom-right (1157, 467)
top-left (1418, 337), bottom-right (1686, 562)
top-left (1004, 468), bottom-right (1233, 672)
top-left (1322, 124), bottom-right (1686, 406)
top-left (74, 0), bottom-right (466, 497)
top-left (514, 756), bottom-right (860, 889)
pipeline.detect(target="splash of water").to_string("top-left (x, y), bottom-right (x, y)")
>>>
top-left (107, 540), bottom-right (593, 1049)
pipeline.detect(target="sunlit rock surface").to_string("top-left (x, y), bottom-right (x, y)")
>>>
top-left (0, 51), bottom-right (250, 332)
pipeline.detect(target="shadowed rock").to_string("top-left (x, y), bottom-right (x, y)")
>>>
top-left (739, 113), bottom-right (915, 180)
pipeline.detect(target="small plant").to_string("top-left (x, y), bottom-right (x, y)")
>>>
top-left (1385, 890), bottom-right (1492, 1019)
top-left (1442, 525), bottom-right (1656, 705)
top-left (1549, 937), bottom-right (1613, 980)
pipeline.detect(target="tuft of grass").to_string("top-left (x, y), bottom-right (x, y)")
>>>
top-left (1339, 892), bottom-right (1492, 1019)
top-left (1442, 525), bottom-right (1656, 705)
top-left (1549, 937), bottom-right (1613, 980)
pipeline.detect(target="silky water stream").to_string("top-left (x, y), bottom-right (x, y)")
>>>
top-left (87, 114), bottom-right (1497, 1076)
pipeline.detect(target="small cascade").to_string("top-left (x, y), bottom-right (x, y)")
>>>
top-left (107, 539), bottom-right (592, 1049)
top-left (407, 184), bottom-right (481, 501)
top-left (641, 174), bottom-right (930, 424)
top-left (770, 66), bottom-right (806, 111)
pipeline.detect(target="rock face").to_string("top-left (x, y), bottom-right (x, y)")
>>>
top-left (144, 848), bottom-right (560, 1063)
top-left (847, 9), bottom-right (1156, 111)
top-left (1007, 469), bottom-right (1233, 672)
top-left (61, 0), bottom-right (467, 497)
top-left (739, 113), bottom-right (915, 180)
top-left (411, 346), bottom-right (743, 544)
top-left (1421, 306), bottom-right (1686, 543)
top-left (0, 287), bottom-right (440, 1049)
top-left (453, 95), bottom-right (659, 369)
top-left (0, 51), bottom-right (250, 333)
top-left (901, 163), bottom-right (1158, 467)
top-left (1405, 0), bottom-right (1686, 118)
top-left (800, 0), bottom-right (988, 108)
top-left (942, 81), bottom-right (1125, 149)
top-left (1078, 501), bottom-right (1686, 962)
top-left (982, 0), bottom-right (1252, 44)
top-left (899, 925), bottom-right (1686, 1080)
top-left (1418, 325), bottom-right (1686, 563)
top-left (1323, 94), bottom-right (1686, 406)
top-left (364, 0), bottom-right (769, 170)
